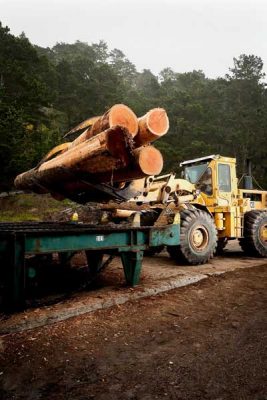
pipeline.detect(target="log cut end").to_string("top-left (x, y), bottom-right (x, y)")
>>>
top-left (13, 104), bottom-right (168, 203)
top-left (146, 108), bottom-right (169, 135)
top-left (108, 104), bottom-right (139, 137)
top-left (136, 146), bottom-right (163, 176)
top-left (135, 108), bottom-right (169, 146)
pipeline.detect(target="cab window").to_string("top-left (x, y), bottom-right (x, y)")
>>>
top-left (218, 164), bottom-right (231, 192)
top-left (184, 163), bottom-right (208, 184)
top-left (196, 167), bottom-right (213, 196)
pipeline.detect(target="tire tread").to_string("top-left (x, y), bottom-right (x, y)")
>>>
top-left (168, 208), bottom-right (217, 265)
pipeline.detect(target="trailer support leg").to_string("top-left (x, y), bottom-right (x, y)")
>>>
top-left (85, 251), bottom-right (104, 277)
top-left (3, 235), bottom-right (26, 311)
top-left (120, 251), bottom-right (143, 286)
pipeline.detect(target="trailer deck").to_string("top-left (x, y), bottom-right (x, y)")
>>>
top-left (0, 221), bottom-right (179, 311)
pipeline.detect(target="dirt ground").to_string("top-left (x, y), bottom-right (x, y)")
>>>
top-left (0, 264), bottom-right (266, 400)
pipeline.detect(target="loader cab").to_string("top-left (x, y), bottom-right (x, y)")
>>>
top-left (180, 155), bottom-right (238, 207)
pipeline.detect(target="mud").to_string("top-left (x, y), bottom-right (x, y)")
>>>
top-left (0, 264), bottom-right (266, 400)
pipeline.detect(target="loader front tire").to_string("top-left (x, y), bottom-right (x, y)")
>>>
top-left (167, 208), bottom-right (217, 265)
top-left (239, 210), bottom-right (267, 257)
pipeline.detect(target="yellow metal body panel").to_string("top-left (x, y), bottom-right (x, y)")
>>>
top-left (191, 155), bottom-right (267, 239)
top-left (214, 212), bottom-right (224, 231)
top-left (128, 154), bottom-right (267, 241)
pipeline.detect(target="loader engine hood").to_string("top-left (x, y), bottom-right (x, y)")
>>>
top-left (174, 178), bottom-right (195, 194)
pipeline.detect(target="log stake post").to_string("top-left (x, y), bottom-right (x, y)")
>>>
top-left (120, 251), bottom-right (143, 286)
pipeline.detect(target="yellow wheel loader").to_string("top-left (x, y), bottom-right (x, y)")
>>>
top-left (122, 154), bottom-right (267, 264)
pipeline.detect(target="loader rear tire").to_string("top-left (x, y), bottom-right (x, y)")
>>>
top-left (239, 210), bottom-right (267, 257)
top-left (167, 208), bottom-right (217, 265)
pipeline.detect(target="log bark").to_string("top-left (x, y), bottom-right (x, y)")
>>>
top-left (69, 128), bottom-right (91, 148)
top-left (18, 145), bottom-right (163, 201)
top-left (43, 126), bottom-right (133, 171)
top-left (67, 104), bottom-right (139, 150)
top-left (112, 209), bottom-right (135, 218)
top-left (64, 116), bottom-right (100, 138)
top-left (134, 108), bottom-right (169, 147)
top-left (92, 146), bottom-right (163, 183)
top-left (40, 142), bottom-right (71, 162)
top-left (14, 126), bottom-right (134, 192)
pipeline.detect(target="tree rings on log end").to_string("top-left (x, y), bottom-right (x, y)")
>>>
top-left (91, 104), bottom-right (139, 138)
top-left (109, 104), bottom-right (139, 137)
top-left (135, 108), bottom-right (169, 146)
top-left (135, 146), bottom-right (163, 176)
top-left (147, 108), bottom-right (169, 135)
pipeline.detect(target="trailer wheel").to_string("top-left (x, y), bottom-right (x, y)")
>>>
top-left (167, 208), bottom-right (217, 265)
top-left (239, 210), bottom-right (267, 257)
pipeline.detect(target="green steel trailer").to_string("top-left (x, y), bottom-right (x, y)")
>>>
top-left (0, 221), bottom-right (179, 311)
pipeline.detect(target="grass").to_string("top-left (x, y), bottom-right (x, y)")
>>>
top-left (0, 212), bottom-right (41, 222)
top-left (0, 193), bottom-right (74, 222)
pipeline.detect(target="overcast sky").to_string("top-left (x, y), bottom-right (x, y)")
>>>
top-left (1, 0), bottom-right (266, 78)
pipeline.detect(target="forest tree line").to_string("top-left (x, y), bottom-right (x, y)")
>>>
top-left (0, 22), bottom-right (267, 190)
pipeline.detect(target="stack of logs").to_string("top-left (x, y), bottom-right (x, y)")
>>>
top-left (14, 104), bottom-right (169, 201)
